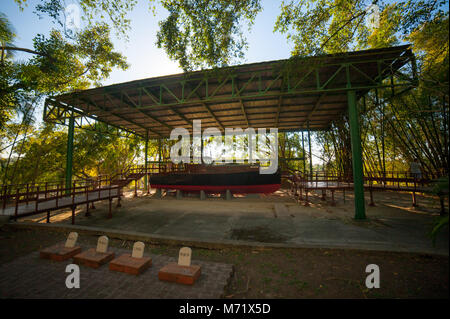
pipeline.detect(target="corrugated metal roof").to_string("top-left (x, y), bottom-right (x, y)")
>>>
top-left (46, 45), bottom-right (415, 138)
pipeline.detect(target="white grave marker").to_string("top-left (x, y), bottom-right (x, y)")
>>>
top-left (65, 232), bottom-right (78, 248)
top-left (96, 236), bottom-right (109, 253)
top-left (132, 241), bottom-right (145, 259)
top-left (178, 247), bottom-right (192, 266)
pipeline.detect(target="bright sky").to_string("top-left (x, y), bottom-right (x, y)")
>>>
top-left (3, 0), bottom-right (294, 84)
top-left (2, 0), bottom-right (327, 164)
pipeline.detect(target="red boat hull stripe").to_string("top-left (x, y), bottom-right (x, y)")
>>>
top-left (150, 184), bottom-right (281, 194)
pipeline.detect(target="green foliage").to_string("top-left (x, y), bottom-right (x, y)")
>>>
top-left (407, 14), bottom-right (449, 95)
top-left (1, 7), bottom-right (129, 184)
top-left (431, 176), bottom-right (450, 196)
top-left (28, 24), bottom-right (129, 93)
top-left (156, 0), bottom-right (262, 71)
top-left (0, 12), bottom-right (15, 45)
top-left (0, 18), bottom-right (128, 121)
top-left (274, 0), bottom-right (371, 55)
top-left (278, 132), bottom-right (307, 173)
top-left (302, 2), bottom-right (449, 179)
top-left (0, 123), bottom-right (143, 185)
top-left (366, 3), bottom-right (402, 48)
top-left (274, 0), bottom-right (448, 56)
top-left (1, 12), bottom-right (17, 128)
top-left (2, 0), bottom-right (448, 195)
top-left (31, 0), bottom-right (137, 39)
top-left (431, 214), bottom-right (449, 244)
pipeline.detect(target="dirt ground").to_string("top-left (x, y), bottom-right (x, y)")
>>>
top-left (0, 226), bottom-right (447, 299)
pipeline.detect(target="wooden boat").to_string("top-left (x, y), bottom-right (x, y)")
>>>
top-left (150, 164), bottom-right (281, 194)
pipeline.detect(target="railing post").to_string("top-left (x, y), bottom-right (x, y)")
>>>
top-left (65, 115), bottom-right (75, 195)
top-left (14, 187), bottom-right (19, 220)
top-left (117, 186), bottom-right (122, 208)
top-left (108, 185), bottom-right (112, 219)
top-left (85, 184), bottom-right (90, 217)
top-left (26, 183), bottom-right (29, 205)
top-left (304, 187), bottom-right (309, 207)
top-left (2, 185), bottom-right (8, 212)
top-left (71, 182), bottom-right (76, 225)
top-left (72, 182), bottom-right (76, 205)
top-left (56, 184), bottom-right (59, 208)
top-left (331, 190), bottom-right (336, 206)
top-left (35, 186), bottom-right (39, 213)
top-left (90, 181), bottom-right (96, 209)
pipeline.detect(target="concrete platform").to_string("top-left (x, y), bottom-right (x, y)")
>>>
top-left (10, 190), bottom-right (449, 256)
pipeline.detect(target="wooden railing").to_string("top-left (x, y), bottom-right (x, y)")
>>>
top-left (1, 176), bottom-right (114, 213)
top-left (284, 170), bottom-right (447, 208)
top-left (283, 170), bottom-right (447, 205)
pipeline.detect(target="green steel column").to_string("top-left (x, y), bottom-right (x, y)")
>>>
top-left (307, 121), bottom-right (313, 181)
top-left (144, 132), bottom-right (148, 191)
top-left (347, 90), bottom-right (366, 220)
top-left (65, 115), bottom-right (75, 194)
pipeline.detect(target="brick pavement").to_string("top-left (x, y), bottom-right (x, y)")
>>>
top-left (0, 243), bottom-right (233, 299)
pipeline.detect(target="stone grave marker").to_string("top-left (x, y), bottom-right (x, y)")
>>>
top-left (65, 232), bottom-right (78, 248)
top-left (159, 247), bottom-right (201, 285)
top-left (131, 241), bottom-right (145, 259)
top-left (73, 235), bottom-right (115, 269)
top-left (178, 247), bottom-right (192, 266)
top-left (40, 232), bottom-right (81, 261)
top-left (96, 236), bottom-right (109, 253)
top-left (109, 241), bottom-right (152, 275)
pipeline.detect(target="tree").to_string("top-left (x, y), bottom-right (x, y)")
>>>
top-left (12, 0), bottom-right (262, 71)
top-left (155, 0), bottom-right (262, 71)
top-left (1, 6), bottom-right (129, 184)
top-left (1, 12), bottom-right (18, 129)
top-left (274, 0), bottom-right (447, 55)
top-left (2, 0), bottom-right (448, 187)
top-left (14, 0), bottom-right (137, 39)
top-left (272, 0), bottom-right (448, 178)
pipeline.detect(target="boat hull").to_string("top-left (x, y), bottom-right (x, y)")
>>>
top-left (150, 170), bottom-right (281, 194)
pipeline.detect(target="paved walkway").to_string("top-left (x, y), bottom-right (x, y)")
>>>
top-left (0, 244), bottom-right (233, 299)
